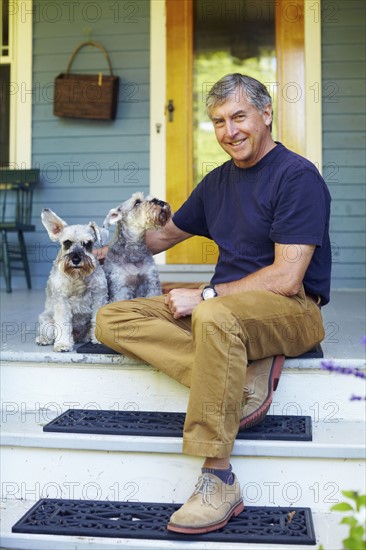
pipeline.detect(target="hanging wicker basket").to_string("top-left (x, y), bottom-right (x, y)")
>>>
top-left (54, 41), bottom-right (119, 120)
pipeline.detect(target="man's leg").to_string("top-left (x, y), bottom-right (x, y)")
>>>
top-left (96, 296), bottom-right (244, 533)
top-left (181, 287), bottom-right (324, 458)
top-left (96, 288), bottom-right (324, 533)
top-left (240, 288), bottom-right (323, 429)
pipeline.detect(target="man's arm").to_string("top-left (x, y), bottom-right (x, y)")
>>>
top-left (216, 243), bottom-right (315, 297)
top-left (165, 243), bottom-right (316, 319)
top-left (145, 218), bottom-right (193, 254)
top-left (93, 219), bottom-right (192, 261)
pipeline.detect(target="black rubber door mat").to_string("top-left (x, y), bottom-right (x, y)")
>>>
top-left (12, 499), bottom-right (316, 545)
top-left (76, 342), bottom-right (324, 358)
top-left (43, 409), bottom-right (312, 441)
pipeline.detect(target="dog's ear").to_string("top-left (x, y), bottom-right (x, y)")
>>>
top-left (41, 209), bottom-right (68, 241)
top-left (103, 207), bottom-right (123, 228)
top-left (131, 191), bottom-right (144, 202)
top-left (88, 222), bottom-right (109, 246)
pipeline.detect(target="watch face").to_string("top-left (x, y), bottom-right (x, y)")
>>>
top-left (202, 287), bottom-right (216, 300)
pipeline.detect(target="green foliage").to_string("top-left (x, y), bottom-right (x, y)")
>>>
top-left (319, 491), bottom-right (366, 550)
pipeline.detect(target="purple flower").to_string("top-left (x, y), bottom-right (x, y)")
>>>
top-left (350, 395), bottom-right (366, 401)
top-left (321, 361), bottom-right (366, 379)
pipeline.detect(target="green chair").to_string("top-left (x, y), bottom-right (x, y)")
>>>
top-left (0, 169), bottom-right (40, 292)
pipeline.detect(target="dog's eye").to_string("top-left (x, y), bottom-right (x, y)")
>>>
top-left (83, 241), bottom-right (93, 252)
top-left (63, 240), bottom-right (72, 249)
top-left (134, 199), bottom-right (142, 207)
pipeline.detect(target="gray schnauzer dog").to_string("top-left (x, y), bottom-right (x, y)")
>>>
top-left (36, 209), bottom-right (108, 352)
top-left (103, 192), bottom-right (171, 302)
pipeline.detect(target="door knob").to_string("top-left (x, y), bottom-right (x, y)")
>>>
top-left (167, 99), bottom-right (175, 122)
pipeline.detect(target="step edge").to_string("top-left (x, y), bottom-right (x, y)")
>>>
top-left (2, 431), bottom-right (365, 459)
top-left (1, 414), bottom-right (365, 458)
top-left (2, 350), bottom-right (365, 369)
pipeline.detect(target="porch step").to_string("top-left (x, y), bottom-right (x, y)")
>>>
top-left (1, 410), bottom-right (364, 508)
top-left (2, 352), bottom-right (365, 420)
top-left (0, 498), bottom-right (348, 550)
top-left (1, 288), bottom-right (365, 550)
top-left (1, 352), bottom-right (365, 550)
top-left (11, 499), bottom-right (316, 545)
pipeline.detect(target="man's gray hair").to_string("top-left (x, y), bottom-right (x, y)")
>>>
top-left (206, 74), bottom-right (272, 118)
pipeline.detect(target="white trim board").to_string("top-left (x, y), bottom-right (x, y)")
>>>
top-left (4, 0), bottom-right (33, 168)
top-left (149, 0), bottom-right (167, 265)
top-left (304, 0), bottom-right (323, 171)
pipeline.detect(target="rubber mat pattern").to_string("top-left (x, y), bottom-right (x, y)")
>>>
top-left (12, 499), bottom-right (316, 545)
top-left (77, 342), bottom-right (323, 358)
top-left (44, 409), bottom-right (312, 441)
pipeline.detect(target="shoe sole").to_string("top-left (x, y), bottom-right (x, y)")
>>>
top-left (239, 355), bottom-right (285, 431)
top-left (166, 499), bottom-right (244, 534)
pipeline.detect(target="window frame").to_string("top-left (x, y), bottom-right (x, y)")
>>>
top-left (0, 0), bottom-right (33, 168)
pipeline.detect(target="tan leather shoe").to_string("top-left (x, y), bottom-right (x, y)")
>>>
top-left (167, 472), bottom-right (244, 534)
top-left (239, 355), bottom-right (285, 431)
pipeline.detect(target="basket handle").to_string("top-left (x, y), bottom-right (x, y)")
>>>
top-left (66, 41), bottom-right (114, 76)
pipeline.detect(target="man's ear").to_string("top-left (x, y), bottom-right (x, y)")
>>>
top-left (262, 103), bottom-right (273, 128)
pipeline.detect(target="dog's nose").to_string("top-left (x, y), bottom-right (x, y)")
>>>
top-left (152, 199), bottom-right (166, 208)
top-left (72, 254), bottom-right (81, 265)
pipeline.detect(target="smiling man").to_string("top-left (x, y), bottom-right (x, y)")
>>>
top-left (96, 74), bottom-right (331, 534)
top-left (211, 93), bottom-right (275, 168)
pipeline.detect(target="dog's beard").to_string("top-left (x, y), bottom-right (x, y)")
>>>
top-left (59, 254), bottom-right (96, 278)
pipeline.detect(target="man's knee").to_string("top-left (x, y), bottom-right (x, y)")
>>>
top-left (95, 304), bottom-right (113, 342)
top-left (95, 303), bottom-right (109, 328)
top-left (95, 302), bottom-right (140, 347)
top-left (96, 302), bottom-right (137, 330)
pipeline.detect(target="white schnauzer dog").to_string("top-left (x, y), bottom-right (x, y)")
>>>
top-left (103, 192), bottom-right (171, 302)
top-left (36, 209), bottom-right (108, 352)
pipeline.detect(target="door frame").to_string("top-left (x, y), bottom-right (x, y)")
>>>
top-left (0, 0), bottom-right (33, 168)
top-left (149, 0), bottom-right (167, 265)
top-left (149, 0), bottom-right (323, 264)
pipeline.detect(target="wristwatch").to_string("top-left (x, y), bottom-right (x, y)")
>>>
top-left (201, 285), bottom-right (218, 300)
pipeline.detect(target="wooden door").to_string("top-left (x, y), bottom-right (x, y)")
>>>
top-left (166, 0), bottom-right (305, 265)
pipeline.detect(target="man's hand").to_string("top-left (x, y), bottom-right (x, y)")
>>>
top-left (165, 288), bottom-right (202, 319)
top-left (93, 246), bottom-right (109, 264)
top-left (146, 219), bottom-right (192, 255)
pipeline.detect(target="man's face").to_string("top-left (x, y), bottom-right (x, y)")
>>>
top-left (210, 92), bottom-right (273, 169)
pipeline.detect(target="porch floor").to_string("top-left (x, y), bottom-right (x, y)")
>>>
top-left (1, 289), bottom-right (365, 364)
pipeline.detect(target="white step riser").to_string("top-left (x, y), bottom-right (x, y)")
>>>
top-left (1, 446), bottom-right (363, 512)
top-left (2, 362), bottom-right (365, 421)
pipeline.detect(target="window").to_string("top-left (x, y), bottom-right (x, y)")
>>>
top-left (0, 0), bottom-right (32, 168)
top-left (1, 0), bottom-right (10, 166)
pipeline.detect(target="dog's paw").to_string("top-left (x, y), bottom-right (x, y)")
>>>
top-left (36, 336), bottom-right (54, 346)
top-left (53, 341), bottom-right (74, 352)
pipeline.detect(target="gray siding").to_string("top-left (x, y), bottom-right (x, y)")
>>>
top-left (322, 0), bottom-right (366, 288)
top-left (30, 0), bottom-right (150, 287)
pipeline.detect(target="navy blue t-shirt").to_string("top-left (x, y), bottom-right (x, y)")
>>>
top-left (173, 143), bottom-right (332, 305)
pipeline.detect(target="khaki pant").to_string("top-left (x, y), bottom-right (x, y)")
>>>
top-left (96, 286), bottom-right (324, 458)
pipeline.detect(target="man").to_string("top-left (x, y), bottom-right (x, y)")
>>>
top-left (96, 74), bottom-right (331, 534)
